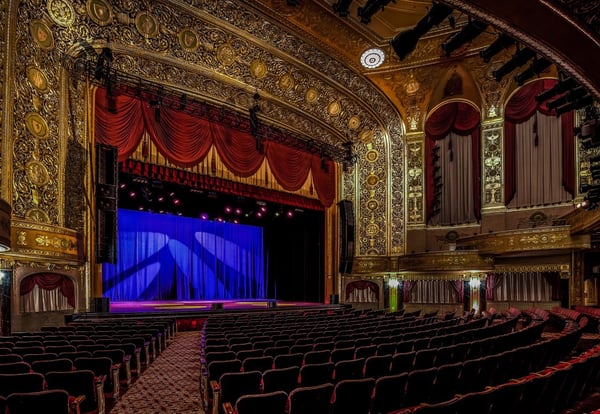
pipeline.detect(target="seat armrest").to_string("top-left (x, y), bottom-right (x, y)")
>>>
top-left (211, 380), bottom-right (221, 414)
top-left (111, 364), bottom-right (121, 399)
top-left (69, 395), bottom-right (86, 414)
top-left (95, 376), bottom-right (107, 414)
top-left (223, 402), bottom-right (235, 414)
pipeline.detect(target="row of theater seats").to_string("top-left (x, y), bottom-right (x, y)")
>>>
top-left (0, 318), bottom-right (176, 414)
top-left (204, 321), bottom-right (579, 414)
top-left (201, 307), bottom-right (593, 414)
top-left (391, 341), bottom-right (600, 414)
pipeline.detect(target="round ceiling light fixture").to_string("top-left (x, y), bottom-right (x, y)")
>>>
top-left (360, 48), bottom-right (385, 69)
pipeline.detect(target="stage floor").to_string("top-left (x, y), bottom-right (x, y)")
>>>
top-left (109, 299), bottom-right (320, 313)
top-left (72, 299), bottom-right (343, 321)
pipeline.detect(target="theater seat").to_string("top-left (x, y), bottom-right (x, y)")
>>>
top-left (223, 390), bottom-right (288, 414)
top-left (6, 389), bottom-right (83, 414)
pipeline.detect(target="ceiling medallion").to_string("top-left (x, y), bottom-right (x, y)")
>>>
top-left (250, 60), bottom-right (267, 79)
top-left (348, 116), bottom-right (360, 130)
top-left (178, 28), bottom-right (199, 52)
top-left (217, 44), bottom-right (236, 66)
top-left (327, 101), bottom-right (342, 117)
top-left (305, 88), bottom-right (319, 104)
top-left (360, 48), bottom-right (385, 69)
top-left (135, 11), bottom-right (159, 38)
top-left (278, 73), bottom-right (295, 91)
top-left (86, 0), bottom-right (113, 26)
top-left (47, 0), bottom-right (75, 27)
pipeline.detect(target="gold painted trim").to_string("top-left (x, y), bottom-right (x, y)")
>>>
top-left (8, 219), bottom-right (82, 263)
top-left (398, 250), bottom-right (495, 272)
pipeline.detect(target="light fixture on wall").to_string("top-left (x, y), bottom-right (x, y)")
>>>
top-left (388, 278), bottom-right (400, 288)
top-left (469, 277), bottom-right (481, 289)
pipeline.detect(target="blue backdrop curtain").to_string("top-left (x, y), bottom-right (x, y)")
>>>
top-left (102, 209), bottom-right (265, 301)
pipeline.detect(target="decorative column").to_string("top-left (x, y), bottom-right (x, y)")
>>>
top-left (481, 120), bottom-right (504, 211)
top-left (388, 277), bottom-right (399, 312)
top-left (405, 133), bottom-right (425, 225)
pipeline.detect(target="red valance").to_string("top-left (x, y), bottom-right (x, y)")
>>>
top-left (95, 87), bottom-right (336, 207)
top-left (345, 280), bottom-right (379, 301)
top-left (504, 79), bottom-right (575, 204)
top-left (20, 273), bottom-right (76, 308)
top-left (425, 102), bottom-right (481, 222)
top-left (121, 159), bottom-right (325, 211)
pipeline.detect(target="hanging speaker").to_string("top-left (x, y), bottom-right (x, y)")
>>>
top-left (95, 144), bottom-right (118, 263)
top-left (338, 200), bottom-right (355, 274)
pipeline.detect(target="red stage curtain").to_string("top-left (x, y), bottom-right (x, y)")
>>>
top-left (211, 122), bottom-right (266, 177)
top-left (504, 79), bottom-right (574, 204)
top-left (425, 102), bottom-right (481, 222)
top-left (20, 273), bottom-right (76, 308)
top-left (311, 156), bottom-right (336, 208)
top-left (95, 87), bottom-right (336, 207)
top-left (95, 88), bottom-right (146, 161)
top-left (266, 141), bottom-right (312, 191)
top-left (403, 280), bottom-right (415, 303)
top-left (450, 280), bottom-right (465, 302)
top-left (141, 104), bottom-right (213, 168)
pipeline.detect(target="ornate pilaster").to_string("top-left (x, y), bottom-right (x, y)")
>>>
top-left (481, 120), bottom-right (504, 210)
top-left (405, 133), bottom-right (425, 225)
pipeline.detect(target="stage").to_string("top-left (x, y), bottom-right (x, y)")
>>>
top-left (71, 299), bottom-right (346, 326)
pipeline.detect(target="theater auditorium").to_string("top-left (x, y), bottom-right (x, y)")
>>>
top-left (0, 0), bottom-right (600, 413)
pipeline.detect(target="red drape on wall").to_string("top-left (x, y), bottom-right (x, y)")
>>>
top-left (504, 79), bottom-right (575, 204)
top-left (95, 87), bottom-right (336, 207)
top-left (20, 273), bottom-right (76, 308)
top-left (345, 280), bottom-right (380, 301)
top-left (425, 102), bottom-right (481, 222)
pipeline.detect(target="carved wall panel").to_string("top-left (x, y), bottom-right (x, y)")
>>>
top-left (406, 135), bottom-right (424, 225)
top-left (481, 121), bottom-right (504, 207)
top-left (389, 122), bottom-right (405, 255)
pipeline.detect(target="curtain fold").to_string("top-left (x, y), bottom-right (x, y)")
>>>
top-left (425, 102), bottom-right (481, 223)
top-left (504, 79), bottom-right (574, 204)
top-left (20, 273), bottom-right (76, 308)
top-left (95, 87), bottom-right (336, 207)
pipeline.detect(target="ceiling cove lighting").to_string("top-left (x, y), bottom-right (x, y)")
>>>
top-left (360, 48), bottom-right (385, 69)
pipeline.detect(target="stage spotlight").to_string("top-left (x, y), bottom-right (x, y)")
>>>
top-left (332, 0), bottom-right (353, 17)
top-left (555, 94), bottom-right (594, 116)
top-left (390, 3), bottom-right (453, 60)
top-left (547, 86), bottom-right (586, 109)
top-left (492, 47), bottom-right (535, 81)
top-left (480, 33), bottom-right (515, 63)
top-left (358, 0), bottom-right (394, 24)
top-left (535, 77), bottom-right (577, 102)
top-left (514, 57), bottom-right (552, 85)
top-left (441, 19), bottom-right (488, 57)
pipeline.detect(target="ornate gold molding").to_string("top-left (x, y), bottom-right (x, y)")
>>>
top-left (398, 250), bottom-right (495, 272)
top-left (352, 255), bottom-right (395, 274)
top-left (8, 219), bottom-right (82, 263)
top-left (494, 263), bottom-right (570, 275)
top-left (457, 226), bottom-right (590, 255)
top-left (562, 206), bottom-right (600, 234)
top-left (481, 121), bottom-right (504, 208)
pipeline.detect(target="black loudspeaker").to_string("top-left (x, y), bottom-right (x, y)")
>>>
top-left (95, 144), bottom-right (118, 263)
top-left (211, 302), bottom-right (224, 311)
top-left (268, 301), bottom-right (277, 308)
top-left (92, 297), bottom-right (110, 313)
top-left (338, 200), bottom-right (355, 274)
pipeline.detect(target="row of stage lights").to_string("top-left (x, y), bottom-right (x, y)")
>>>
top-left (119, 180), bottom-right (299, 223)
top-left (329, 0), bottom-right (595, 113)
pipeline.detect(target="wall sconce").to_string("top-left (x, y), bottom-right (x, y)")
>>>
top-left (469, 277), bottom-right (481, 289)
top-left (388, 278), bottom-right (400, 288)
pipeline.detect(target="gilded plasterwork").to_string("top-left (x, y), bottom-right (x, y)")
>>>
top-left (389, 122), bottom-right (405, 254)
top-left (0, 1), bottom-right (6, 188)
top-left (481, 122), bottom-right (503, 207)
top-left (10, 219), bottom-right (81, 262)
top-left (406, 137), bottom-right (425, 224)
top-left (398, 251), bottom-right (495, 272)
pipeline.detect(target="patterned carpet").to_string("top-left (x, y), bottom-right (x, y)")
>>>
top-left (109, 330), bottom-right (203, 414)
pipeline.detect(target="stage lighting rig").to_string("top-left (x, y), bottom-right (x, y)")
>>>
top-left (555, 94), bottom-right (594, 116)
top-left (535, 76), bottom-right (577, 103)
top-left (333, 0), bottom-right (353, 17)
top-left (358, 0), bottom-right (394, 24)
top-left (441, 19), bottom-right (488, 57)
top-left (390, 3), bottom-right (453, 60)
top-left (480, 33), bottom-right (515, 63)
top-left (513, 57), bottom-right (552, 85)
top-left (546, 86), bottom-right (586, 109)
top-left (492, 47), bottom-right (535, 82)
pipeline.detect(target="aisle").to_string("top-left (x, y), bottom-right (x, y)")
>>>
top-left (109, 330), bottom-right (202, 414)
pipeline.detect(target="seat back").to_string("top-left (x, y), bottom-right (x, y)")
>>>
top-left (0, 372), bottom-right (45, 397)
top-left (219, 370), bottom-right (262, 407)
top-left (23, 352), bottom-right (59, 365)
top-left (273, 352), bottom-right (303, 369)
top-left (262, 366), bottom-right (300, 394)
top-left (288, 383), bottom-right (334, 414)
top-left (363, 354), bottom-right (392, 379)
top-left (333, 358), bottom-right (365, 382)
top-left (234, 390), bottom-right (288, 414)
top-left (241, 355), bottom-right (273, 373)
top-left (303, 350), bottom-right (330, 365)
top-left (6, 389), bottom-right (70, 414)
top-left (0, 361), bottom-right (31, 374)
top-left (207, 359), bottom-right (242, 383)
top-left (31, 357), bottom-right (73, 375)
top-left (331, 378), bottom-right (375, 414)
top-left (299, 362), bottom-right (334, 387)
top-left (372, 372), bottom-right (409, 414)
top-left (46, 369), bottom-right (100, 414)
